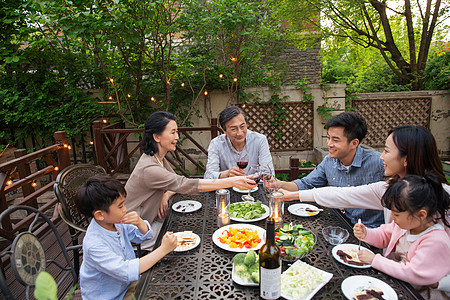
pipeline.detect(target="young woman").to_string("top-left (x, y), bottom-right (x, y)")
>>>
top-left (125, 111), bottom-right (257, 250)
top-left (354, 173), bottom-right (450, 299)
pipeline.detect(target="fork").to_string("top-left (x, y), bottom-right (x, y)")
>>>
top-left (297, 207), bottom-right (324, 213)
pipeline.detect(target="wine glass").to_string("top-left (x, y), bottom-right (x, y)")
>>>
top-left (262, 165), bottom-right (278, 194)
top-left (241, 164), bottom-right (260, 202)
top-left (236, 150), bottom-right (248, 171)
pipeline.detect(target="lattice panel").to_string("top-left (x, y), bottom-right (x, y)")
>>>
top-left (353, 98), bottom-right (431, 147)
top-left (243, 102), bottom-right (314, 152)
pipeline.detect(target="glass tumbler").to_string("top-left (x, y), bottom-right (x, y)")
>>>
top-left (216, 189), bottom-right (230, 227)
top-left (269, 191), bottom-right (284, 226)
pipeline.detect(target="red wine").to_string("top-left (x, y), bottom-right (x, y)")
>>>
top-left (259, 218), bottom-right (281, 299)
top-left (237, 161), bottom-right (248, 169)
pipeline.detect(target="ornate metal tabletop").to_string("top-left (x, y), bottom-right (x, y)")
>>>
top-left (135, 188), bottom-right (423, 299)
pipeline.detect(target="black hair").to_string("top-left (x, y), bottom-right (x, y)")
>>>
top-left (325, 112), bottom-right (367, 143)
top-left (382, 172), bottom-right (450, 228)
top-left (388, 125), bottom-right (447, 184)
top-left (218, 105), bottom-right (247, 130)
top-left (141, 111), bottom-right (177, 156)
top-left (76, 175), bottom-right (126, 217)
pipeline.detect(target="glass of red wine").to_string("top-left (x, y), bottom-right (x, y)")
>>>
top-left (236, 150), bottom-right (248, 170)
top-left (242, 164), bottom-right (260, 202)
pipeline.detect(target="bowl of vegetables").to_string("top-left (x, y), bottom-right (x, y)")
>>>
top-left (275, 223), bottom-right (316, 261)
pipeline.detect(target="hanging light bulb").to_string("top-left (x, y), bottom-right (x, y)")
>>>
top-left (108, 96), bottom-right (113, 100)
top-left (233, 78), bottom-right (238, 82)
top-left (127, 94), bottom-right (131, 98)
top-left (181, 82), bottom-right (185, 87)
top-left (89, 140), bottom-right (94, 145)
top-left (68, 145), bottom-right (72, 150)
top-left (151, 97), bottom-right (155, 101)
top-left (242, 104), bottom-right (246, 108)
top-left (109, 78), bottom-right (114, 83)
top-left (204, 90), bottom-right (208, 96)
top-left (6, 179), bottom-right (13, 185)
top-left (219, 74), bottom-right (223, 78)
top-left (54, 166), bottom-right (59, 171)
top-left (31, 181), bottom-right (37, 187)
top-left (103, 119), bottom-right (107, 123)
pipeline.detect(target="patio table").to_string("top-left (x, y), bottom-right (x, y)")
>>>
top-left (134, 187), bottom-right (423, 299)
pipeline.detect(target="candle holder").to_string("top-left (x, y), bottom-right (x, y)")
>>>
top-left (216, 189), bottom-right (230, 227)
top-left (269, 191), bottom-right (284, 226)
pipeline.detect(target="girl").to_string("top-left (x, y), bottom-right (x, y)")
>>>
top-left (354, 173), bottom-right (450, 299)
top-left (124, 111), bottom-right (257, 250)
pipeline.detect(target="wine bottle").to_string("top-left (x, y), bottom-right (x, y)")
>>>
top-left (259, 218), bottom-right (281, 299)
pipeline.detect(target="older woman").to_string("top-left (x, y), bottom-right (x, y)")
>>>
top-left (125, 111), bottom-right (256, 250)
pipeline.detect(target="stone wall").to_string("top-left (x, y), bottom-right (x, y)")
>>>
top-left (280, 42), bottom-right (321, 84)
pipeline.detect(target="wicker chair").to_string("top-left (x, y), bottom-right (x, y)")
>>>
top-left (0, 206), bottom-right (79, 300)
top-left (54, 164), bottom-right (107, 275)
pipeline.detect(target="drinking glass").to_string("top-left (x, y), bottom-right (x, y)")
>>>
top-left (261, 164), bottom-right (278, 194)
top-left (269, 191), bottom-right (284, 226)
top-left (236, 150), bottom-right (248, 171)
top-left (216, 189), bottom-right (230, 227)
top-left (241, 164), bottom-right (260, 202)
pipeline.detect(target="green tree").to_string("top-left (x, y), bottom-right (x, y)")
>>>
top-left (270, 0), bottom-right (450, 90)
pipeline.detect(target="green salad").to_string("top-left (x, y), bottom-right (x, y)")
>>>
top-left (227, 201), bottom-right (266, 220)
top-left (275, 223), bottom-right (315, 260)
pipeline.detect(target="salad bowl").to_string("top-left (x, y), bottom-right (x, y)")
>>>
top-left (275, 223), bottom-right (316, 261)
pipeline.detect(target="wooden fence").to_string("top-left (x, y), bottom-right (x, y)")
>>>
top-left (0, 131), bottom-right (71, 250)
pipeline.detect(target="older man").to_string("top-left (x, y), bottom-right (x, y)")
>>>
top-left (204, 106), bottom-right (274, 179)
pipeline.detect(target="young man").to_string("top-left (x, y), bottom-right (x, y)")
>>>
top-left (278, 112), bottom-right (385, 228)
top-left (204, 105), bottom-right (274, 179)
top-left (76, 175), bottom-right (177, 300)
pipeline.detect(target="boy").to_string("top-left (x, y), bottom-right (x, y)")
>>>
top-left (76, 175), bottom-right (177, 300)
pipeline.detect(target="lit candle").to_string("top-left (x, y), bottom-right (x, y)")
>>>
top-left (217, 212), bottom-right (230, 227)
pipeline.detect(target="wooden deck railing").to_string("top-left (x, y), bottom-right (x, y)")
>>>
top-left (0, 131), bottom-right (71, 246)
top-left (93, 120), bottom-right (313, 181)
top-left (93, 119), bottom-right (220, 177)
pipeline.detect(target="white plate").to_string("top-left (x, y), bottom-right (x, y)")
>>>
top-left (173, 232), bottom-right (201, 252)
top-left (341, 275), bottom-right (398, 300)
top-left (228, 202), bottom-right (270, 222)
top-left (232, 186), bottom-right (258, 193)
top-left (332, 244), bottom-right (373, 269)
top-left (172, 200), bottom-right (202, 213)
top-left (288, 203), bottom-right (321, 217)
top-left (232, 263), bottom-right (258, 286)
top-left (212, 224), bottom-right (265, 252)
top-left (281, 260), bottom-right (333, 300)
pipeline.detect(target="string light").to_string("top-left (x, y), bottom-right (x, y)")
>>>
top-left (68, 145), bottom-right (72, 150)
top-left (231, 57), bottom-right (236, 61)
top-left (108, 96), bottom-right (113, 100)
top-left (109, 78), bottom-right (114, 83)
top-left (31, 181), bottom-right (37, 187)
top-left (242, 104), bottom-right (246, 108)
top-left (204, 91), bottom-right (208, 96)
top-left (233, 78), bottom-right (238, 82)
top-left (89, 141), bottom-right (94, 145)
top-left (219, 74), bottom-right (223, 79)
top-left (54, 166), bottom-right (59, 171)
top-left (151, 97), bottom-right (155, 101)
top-left (63, 144), bottom-right (68, 148)
top-left (6, 179), bottom-right (13, 185)
top-left (127, 94), bottom-right (131, 98)
top-left (181, 82), bottom-right (185, 87)
top-left (103, 119), bottom-right (107, 123)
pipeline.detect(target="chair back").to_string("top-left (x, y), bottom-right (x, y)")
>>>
top-left (0, 206), bottom-right (78, 299)
top-left (54, 164), bottom-right (106, 232)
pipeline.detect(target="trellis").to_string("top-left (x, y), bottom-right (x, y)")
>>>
top-left (353, 98), bottom-right (432, 147)
top-left (243, 101), bottom-right (314, 151)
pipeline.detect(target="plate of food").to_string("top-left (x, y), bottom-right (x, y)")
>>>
top-left (231, 251), bottom-right (259, 286)
top-left (173, 231), bottom-right (201, 252)
top-left (281, 260), bottom-right (333, 300)
top-left (332, 244), bottom-right (373, 268)
top-left (341, 275), bottom-right (398, 300)
top-left (232, 186), bottom-right (258, 193)
top-left (227, 201), bottom-right (269, 222)
top-left (172, 200), bottom-right (202, 213)
top-left (288, 203), bottom-right (323, 217)
top-left (275, 223), bottom-right (316, 261)
top-left (212, 224), bottom-right (265, 252)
